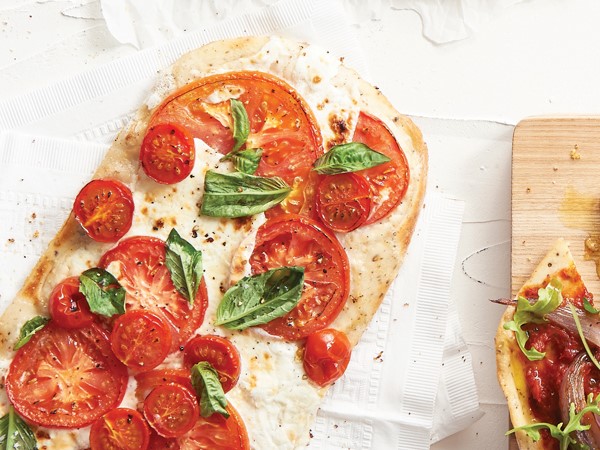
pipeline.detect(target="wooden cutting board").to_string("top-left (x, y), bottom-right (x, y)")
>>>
top-left (510, 116), bottom-right (600, 450)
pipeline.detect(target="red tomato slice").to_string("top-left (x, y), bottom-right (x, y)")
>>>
top-left (73, 178), bottom-right (134, 243)
top-left (48, 276), bottom-right (94, 329)
top-left (143, 383), bottom-right (199, 438)
top-left (135, 369), bottom-right (194, 402)
top-left (303, 328), bottom-right (352, 386)
top-left (99, 236), bottom-right (208, 350)
top-left (90, 408), bottom-right (150, 450)
top-left (249, 214), bottom-right (350, 340)
top-left (149, 71), bottom-right (323, 215)
top-left (352, 112), bottom-right (410, 224)
top-left (315, 173), bottom-right (372, 232)
top-left (140, 123), bottom-right (195, 184)
top-left (183, 335), bottom-right (241, 393)
top-left (5, 322), bottom-right (128, 428)
top-left (110, 310), bottom-right (172, 372)
top-left (176, 404), bottom-right (249, 450)
top-left (149, 432), bottom-right (181, 450)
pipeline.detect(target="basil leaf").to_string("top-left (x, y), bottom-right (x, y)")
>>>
top-left (229, 148), bottom-right (263, 174)
top-left (0, 405), bottom-right (38, 450)
top-left (584, 297), bottom-right (600, 314)
top-left (503, 279), bottom-right (562, 361)
top-left (165, 228), bottom-right (203, 305)
top-left (215, 266), bottom-right (304, 330)
top-left (79, 268), bottom-right (126, 317)
top-left (200, 171), bottom-right (291, 218)
top-left (230, 98), bottom-right (249, 153)
top-left (14, 316), bottom-right (49, 350)
top-left (312, 142), bottom-right (391, 175)
top-left (191, 362), bottom-right (229, 418)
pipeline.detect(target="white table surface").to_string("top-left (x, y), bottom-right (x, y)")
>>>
top-left (3, 1), bottom-right (600, 449)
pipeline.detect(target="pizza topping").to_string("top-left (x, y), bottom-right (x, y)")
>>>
top-left (0, 405), bottom-right (37, 450)
top-left (200, 171), bottom-right (291, 218)
top-left (225, 148), bottom-right (264, 175)
top-left (13, 315), bottom-right (49, 350)
top-left (303, 328), bottom-right (351, 386)
top-left (165, 228), bottom-right (203, 305)
top-left (73, 178), bottom-right (134, 243)
top-left (140, 123), bottom-right (195, 185)
top-left (584, 298), bottom-right (600, 314)
top-left (143, 383), bottom-right (199, 438)
top-left (110, 310), bottom-right (172, 372)
top-left (79, 267), bottom-right (126, 318)
top-left (229, 98), bottom-right (250, 154)
top-left (89, 408), bottom-right (150, 450)
top-left (48, 277), bottom-right (94, 329)
top-left (215, 267), bottom-right (304, 330)
top-left (312, 142), bottom-right (390, 175)
top-left (135, 369), bottom-right (194, 402)
top-left (191, 362), bottom-right (229, 418)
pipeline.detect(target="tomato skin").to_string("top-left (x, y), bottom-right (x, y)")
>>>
top-left (110, 310), bottom-right (172, 372)
top-left (315, 173), bottom-right (372, 232)
top-left (149, 432), bottom-right (181, 450)
top-left (303, 328), bottom-right (352, 386)
top-left (48, 276), bottom-right (94, 329)
top-left (135, 369), bottom-right (194, 402)
top-left (183, 335), bottom-right (241, 393)
top-left (99, 236), bottom-right (208, 350)
top-left (6, 322), bottom-right (128, 428)
top-left (73, 178), bottom-right (134, 243)
top-left (250, 214), bottom-right (350, 340)
top-left (143, 383), bottom-right (199, 438)
top-left (90, 408), bottom-right (150, 450)
top-left (141, 123), bottom-right (195, 184)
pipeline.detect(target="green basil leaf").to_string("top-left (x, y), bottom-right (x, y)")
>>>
top-left (79, 268), bottom-right (126, 317)
top-left (14, 316), bottom-right (49, 351)
top-left (584, 297), bottom-right (600, 314)
top-left (0, 405), bottom-right (38, 450)
top-left (215, 266), bottom-right (304, 330)
top-left (200, 171), bottom-right (291, 218)
top-left (165, 228), bottom-right (203, 305)
top-left (312, 142), bottom-right (391, 175)
top-left (191, 362), bottom-right (229, 418)
top-left (229, 148), bottom-right (263, 174)
top-left (230, 98), bottom-right (249, 153)
top-left (503, 279), bottom-right (562, 361)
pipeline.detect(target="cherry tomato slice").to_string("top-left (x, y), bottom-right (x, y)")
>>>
top-left (48, 276), bottom-right (94, 329)
top-left (315, 173), bottom-right (372, 232)
top-left (150, 71), bottom-right (323, 215)
top-left (149, 432), bottom-right (181, 450)
top-left (141, 123), bottom-right (195, 185)
top-left (183, 335), bottom-right (241, 393)
top-left (5, 322), bottom-right (128, 428)
top-left (352, 112), bottom-right (410, 224)
top-left (90, 408), bottom-right (150, 450)
top-left (73, 178), bottom-right (134, 243)
top-left (303, 328), bottom-right (352, 386)
top-left (110, 310), bottom-right (172, 372)
top-left (143, 383), bottom-right (199, 438)
top-left (249, 214), bottom-right (350, 340)
top-left (100, 236), bottom-right (208, 350)
top-left (135, 369), bottom-right (194, 402)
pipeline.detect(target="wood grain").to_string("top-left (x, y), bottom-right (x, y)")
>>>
top-left (510, 116), bottom-right (600, 450)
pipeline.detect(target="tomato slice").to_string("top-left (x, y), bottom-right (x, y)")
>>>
top-left (149, 71), bottom-right (323, 215)
top-left (183, 335), bottom-right (241, 393)
top-left (143, 383), bottom-right (199, 438)
top-left (99, 236), bottom-right (208, 350)
top-left (48, 276), bottom-right (94, 329)
top-left (5, 322), bottom-right (128, 428)
top-left (149, 432), bottom-right (181, 450)
top-left (135, 369), bottom-right (194, 402)
top-left (141, 123), bottom-right (195, 184)
top-left (90, 408), bottom-right (150, 450)
top-left (352, 112), bottom-right (410, 224)
top-left (249, 214), bottom-right (350, 340)
top-left (73, 178), bottom-right (134, 243)
top-left (315, 173), bottom-right (372, 232)
top-left (110, 310), bottom-right (172, 372)
top-left (303, 328), bottom-right (352, 386)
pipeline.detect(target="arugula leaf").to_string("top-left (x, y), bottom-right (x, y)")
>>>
top-left (508, 394), bottom-right (600, 450)
top-left (215, 266), bottom-right (304, 330)
top-left (79, 268), bottom-right (126, 317)
top-left (165, 228), bottom-right (203, 305)
top-left (503, 279), bottom-right (562, 361)
top-left (228, 148), bottom-right (263, 174)
top-left (200, 171), bottom-right (291, 218)
top-left (14, 316), bottom-right (49, 351)
top-left (0, 405), bottom-right (38, 450)
top-left (191, 362), bottom-right (229, 418)
top-left (312, 142), bottom-right (390, 175)
top-left (583, 297), bottom-right (600, 314)
top-left (230, 99), bottom-right (249, 154)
